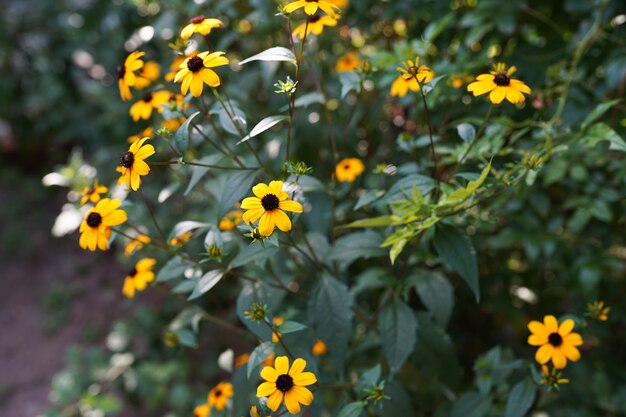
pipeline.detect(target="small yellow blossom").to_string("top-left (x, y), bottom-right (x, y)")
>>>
top-left (174, 51), bottom-right (229, 97)
top-left (116, 51), bottom-right (145, 101)
top-left (170, 230), bottom-right (193, 247)
top-left (208, 382), bottom-right (234, 411)
top-left (79, 199), bottom-right (127, 251)
top-left (284, 0), bottom-right (340, 18)
top-left (80, 179), bottom-right (108, 206)
top-left (257, 356), bottom-right (317, 414)
top-left (117, 137), bottom-right (155, 191)
top-left (122, 258), bottom-right (156, 298)
top-left (127, 127), bottom-right (154, 144)
top-left (467, 63), bottom-right (531, 104)
top-left (390, 56), bottom-right (435, 97)
top-left (240, 181), bottom-right (303, 237)
top-left (335, 158), bottom-right (365, 183)
top-left (312, 339), bottom-right (328, 356)
top-left (180, 16), bottom-right (223, 40)
top-left (528, 315), bottom-right (583, 369)
top-left (134, 61), bottom-right (161, 89)
top-left (292, 14), bottom-right (338, 39)
top-left (124, 233), bottom-right (151, 256)
top-left (336, 51), bottom-right (361, 72)
top-left (129, 91), bottom-right (171, 121)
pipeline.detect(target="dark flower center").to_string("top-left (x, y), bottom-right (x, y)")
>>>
top-left (261, 194), bottom-right (280, 211)
top-left (343, 163), bottom-right (351, 170)
top-left (187, 56), bottom-right (204, 73)
top-left (142, 93), bottom-right (153, 102)
top-left (191, 15), bottom-right (205, 24)
top-left (121, 151), bottom-right (135, 168)
top-left (548, 332), bottom-right (563, 347)
top-left (116, 64), bottom-right (126, 79)
top-left (408, 65), bottom-right (420, 75)
top-left (305, 0), bottom-right (319, 2)
top-left (86, 212), bottom-right (102, 228)
top-left (214, 389), bottom-right (222, 398)
top-left (309, 14), bottom-right (322, 23)
top-left (494, 73), bottom-right (510, 86)
top-left (275, 374), bottom-right (294, 392)
top-left (128, 267), bottom-right (137, 277)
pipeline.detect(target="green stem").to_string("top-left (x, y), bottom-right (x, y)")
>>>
top-left (459, 104), bottom-right (494, 164)
top-left (137, 188), bottom-right (168, 244)
top-left (414, 77), bottom-right (438, 180)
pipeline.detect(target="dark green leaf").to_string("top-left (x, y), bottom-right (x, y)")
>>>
top-left (336, 402), bottom-right (365, 417)
top-left (184, 154), bottom-right (223, 195)
top-left (173, 111), bottom-right (200, 154)
top-left (581, 99), bottom-right (621, 130)
top-left (326, 231), bottom-right (386, 269)
top-left (218, 170), bottom-right (257, 218)
top-left (247, 342), bottom-right (274, 379)
top-left (156, 256), bottom-right (192, 283)
top-left (449, 392), bottom-right (491, 417)
top-left (278, 321), bottom-right (307, 334)
top-left (379, 299), bottom-right (418, 375)
top-left (504, 378), bottom-right (536, 417)
top-left (409, 272), bottom-right (454, 327)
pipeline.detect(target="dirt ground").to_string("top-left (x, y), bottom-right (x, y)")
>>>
top-left (0, 183), bottom-right (127, 417)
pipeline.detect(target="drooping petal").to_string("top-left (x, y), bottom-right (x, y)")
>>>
top-left (134, 143), bottom-right (156, 161)
top-left (261, 366), bottom-right (279, 382)
top-left (274, 356), bottom-right (290, 375)
top-left (133, 159), bottom-right (150, 176)
top-left (551, 349), bottom-right (567, 369)
top-left (489, 86), bottom-right (506, 104)
top-left (199, 68), bottom-right (221, 87)
top-left (256, 381), bottom-right (277, 397)
top-left (535, 344), bottom-right (553, 364)
top-left (283, 0), bottom-right (307, 14)
top-left (289, 385), bottom-right (313, 405)
top-left (505, 87), bottom-right (525, 104)
top-left (558, 319), bottom-right (575, 336)
top-left (561, 344), bottom-right (581, 362)
top-left (284, 390), bottom-right (302, 414)
top-left (292, 371), bottom-right (317, 386)
top-left (267, 390), bottom-right (283, 412)
top-left (510, 79), bottom-right (531, 94)
top-left (274, 210), bottom-right (293, 232)
top-left (288, 358), bottom-right (306, 377)
top-left (180, 24), bottom-right (195, 40)
top-left (304, 2), bottom-right (319, 15)
top-left (258, 211), bottom-right (276, 236)
top-left (130, 169), bottom-right (142, 191)
top-left (190, 75), bottom-right (204, 97)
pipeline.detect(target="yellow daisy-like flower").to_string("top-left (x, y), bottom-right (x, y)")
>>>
top-left (193, 403), bottom-right (210, 417)
top-left (165, 53), bottom-right (197, 82)
top-left (528, 315), bottom-right (583, 369)
top-left (133, 61), bottom-right (161, 90)
top-left (467, 63), bottom-right (531, 104)
top-left (390, 56), bottom-right (435, 97)
top-left (336, 51), bottom-right (361, 72)
top-left (328, 0), bottom-right (348, 7)
top-left (241, 181), bottom-right (303, 237)
top-left (208, 382), bottom-right (234, 411)
top-left (250, 405), bottom-right (259, 417)
top-left (170, 230), bottom-right (193, 247)
top-left (235, 353), bottom-right (250, 369)
top-left (124, 233), bottom-right (151, 256)
top-left (122, 258), bottom-right (156, 298)
top-left (272, 316), bottom-right (284, 343)
top-left (127, 127), bottom-right (154, 144)
top-left (80, 179), bottom-right (108, 206)
top-left (283, 0), bottom-right (340, 18)
top-left (335, 157), bottom-right (365, 183)
top-left (79, 199), bottom-right (127, 251)
top-left (129, 91), bottom-right (171, 121)
top-left (219, 207), bottom-right (243, 231)
top-left (117, 137), bottom-right (155, 191)
top-left (312, 339), bottom-right (328, 356)
top-left (116, 51), bottom-right (145, 101)
top-left (180, 16), bottom-right (223, 40)
top-left (257, 356), bottom-right (317, 414)
top-left (174, 51), bottom-right (229, 97)
top-left (292, 14), bottom-right (338, 39)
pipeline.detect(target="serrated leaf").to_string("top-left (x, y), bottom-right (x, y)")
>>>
top-left (239, 47), bottom-right (296, 65)
top-left (188, 270), bottom-right (224, 300)
top-left (433, 223), bottom-right (479, 302)
top-left (336, 402), bottom-right (365, 417)
top-left (409, 272), bottom-right (454, 327)
top-left (247, 342), bottom-right (274, 379)
top-left (379, 299), bottom-right (418, 375)
top-left (504, 378), bottom-right (536, 417)
top-left (173, 111), bottom-right (200, 154)
top-left (184, 154), bottom-right (223, 196)
top-left (237, 115), bottom-right (288, 145)
top-left (457, 123), bottom-right (476, 142)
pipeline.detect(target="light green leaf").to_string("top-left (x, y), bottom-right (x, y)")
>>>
top-left (383, 174), bottom-right (436, 203)
top-left (173, 111), bottom-right (200, 154)
top-left (504, 378), bottom-right (536, 417)
top-left (336, 402), bottom-right (365, 417)
top-left (278, 321), bottom-right (307, 334)
top-left (354, 189), bottom-right (385, 210)
top-left (441, 160), bottom-right (491, 206)
top-left (379, 299), bottom-right (418, 375)
top-left (237, 115), bottom-right (288, 145)
top-left (188, 270), bottom-right (224, 300)
top-left (433, 223), bottom-right (480, 302)
top-left (230, 243), bottom-right (280, 269)
top-left (340, 216), bottom-right (394, 229)
top-left (585, 122), bottom-right (626, 153)
top-left (239, 47), bottom-right (295, 65)
top-left (339, 71), bottom-right (361, 99)
top-left (457, 123), bottom-right (476, 142)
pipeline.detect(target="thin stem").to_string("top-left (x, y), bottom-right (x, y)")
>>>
top-left (264, 320), bottom-right (295, 360)
top-left (137, 188), bottom-right (168, 244)
top-left (459, 104), bottom-right (494, 164)
top-left (414, 77), bottom-right (438, 180)
top-left (150, 160), bottom-right (259, 170)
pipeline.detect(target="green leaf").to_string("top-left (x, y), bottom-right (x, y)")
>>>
top-left (168, 221), bottom-right (209, 242)
top-left (214, 105), bottom-right (247, 136)
top-left (336, 402), bottom-right (365, 417)
top-left (383, 174), bottom-right (436, 203)
top-left (585, 122), bottom-right (626, 153)
top-left (218, 170), bottom-right (257, 218)
top-left (280, 92), bottom-right (324, 111)
top-left (409, 272), bottom-right (454, 327)
top-left (340, 216), bottom-right (394, 229)
top-left (433, 223), bottom-right (480, 302)
top-left (247, 342), bottom-right (274, 379)
top-left (156, 257), bottom-right (192, 283)
top-left (188, 270), bottom-right (224, 300)
top-left (278, 321), bottom-right (307, 334)
top-left (308, 276), bottom-right (353, 364)
top-left (326, 231), bottom-right (386, 269)
top-left (239, 47), bottom-right (295, 65)
top-left (236, 283), bottom-right (278, 341)
top-left (378, 299), bottom-right (418, 375)
top-left (237, 115), bottom-right (288, 145)
top-left (424, 12), bottom-right (454, 42)
top-left (354, 189), bottom-right (385, 210)
top-left (339, 71), bottom-right (361, 98)
top-left (173, 111), bottom-right (200, 154)
top-left (230, 242), bottom-right (280, 269)
top-left (357, 364), bottom-right (381, 392)
top-left (450, 392), bottom-right (491, 417)
top-left (457, 123), bottom-right (476, 142)
top-left (184, 154), bottom-right (223, 196)
top-left (504, 378), bottom-right (536, 417)
top-left (441, 160), bottom-right (491, 206)
top-left (581, 99), bottom-right (621, 131)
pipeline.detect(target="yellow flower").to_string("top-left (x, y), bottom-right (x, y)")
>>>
top-left (193, 403), bottom-right (211, 417)
top-left (449, 73), bottom-right (473, 89)
top-left (180, 16), bottom-right (223, 40)
top-left (312, 339), bottom-right (328, 356)
top-left (117, 137), bottom-right (155, 191)
top-left (587, 300), bottom-right (610, 321)
top-left (240, 181), bottom-right (303, 237)
top-left (124, 233), bottom-right (151, 256)
top-left (127, 127), bottom-right (154, 144)
top-left (134, 61), bottom-right (161, 90)
top-left (528, 315), bottom-right (583, 369)
top-left (328, 0), bottom-right (348, 7)
top-left (467, 63), bottom-right (531, 104)
top-left (540, 365), bottom-right (570, 390)
top-left (250, 405), bottom-right (259, 417)
top-left (79, 199), bottom-right (127, 251)
top-left (235, 353), bottom-right (250, 369)
top-left (129, 91), bottom-right (171, 121)
top-left (174, 51), bottom-right (229, 97)
top-left (116, 51), bottom-right (145, 101)
top-left (272, 316), bottom-right (284, 343)
top-left (257, 356), bottom-right (317, 414)
top-left (165, 53), bottom-right (197, 82)
top-left (80, 179), bottom-right (108, 206)
top-left (336, 51), bottom-right (361, 72)
top-left (335, 158), bottom-right (364, 183)
top-left (292, 14), bottom-right (338, 39)
top-left (390, 56), bottom-right (434, 97)
top-left (283, 0), bottom-right (340, 18)
top-left (208, 382), bottom-right (234, 411)
top-left (122, 258), bottom-right (156, 298)
top-left (170, 230), bottom-right (193, 247)
top-left (219, 207), bottom-right (243, 231)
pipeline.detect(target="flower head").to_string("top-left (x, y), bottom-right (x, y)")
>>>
top-left (181, 16), bottom-right (223, 40)
top-left (467, 63), bottom-right (531, 104)
top-left (208, 382), bottom-right (234, 411)
top-left (528, 315), bottom-right (583, 369)
top-left (129, 91), bottom-right (171, 121)
top-left (122, 258), bottom-right (156, 298)
top-left (170, 230), bottom-right (193, 247)
top-left (80, 179), bottom-right (108, 206)
top-left (292, 14), bottom-right (338, 39)
top-left (219, 206), bottom-right (243, 231)
top-left (117, 51), bottom-right (145, 101)
top-left (124, 233), bottom-right (151, 256)
top-left (257, 356), bottom-right (317, 414)
top-left (312, 339), bottom-right (328, 356)
top-left (174, 51), bottom-right (229, 97)
top-left (235, 353), bottom-right (250, 369)
top-left (79, 199), bottom-right (127, 251)
top-left (250, 405), bottom-right (259, 417)
top-left (165, 53), bottom-right (196, 82)
top-left (133, 61), bottom-right (161, 90)
top-left (128, 127), bottom-right (154, 144)
top-left (390, 56), bottom-right (434, 97)
top-left (193, 403), bottom-right (210, 417)
top-left (586, 300), bottom-right (610, 321)
top-left (241, 181), bottom-right (303, 237)
top-left (335, 158), bottom-right (365, 182)
top-left (283, 0), bottom-right (340, 18)
top-left (336, 51), bottom-right (361, 72)
top-left (117, 137), bottom-right (155, 191)
top-left (272, 316), bottom-right (284, 344)
top-left (540, 364), bottom-right (570, 390)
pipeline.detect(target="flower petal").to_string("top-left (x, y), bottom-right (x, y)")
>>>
top-left (252, 183), bottom-right (269, 198)
top-left (551, 349), bottom-right (567, 369)
top-left (268, 181), bottom-right (284, 196)
top-left (261, 366), bottom-right (279, 382)
top-left (561, 344), bottom-right (581, 362)
top-left (558, 319), bottom-right (575, 336)
top-left (527, 334), bottom-right (547, 346)
top-left (274, 356), bottom-right (290, 375)
top-left (279, 200), bottom-right (303, 213)
top-left (288, 358), bottom-right (306, 377)
top-left (543, 315), bottom-right (558, 333)
top-left (243, 208), bottom-right (265, 224)
top-left (256, 381), bottom-right (277, 397)
top-left (535, 344), bottom-right (553, 364)
top-left (241, 197), bottom-right (262, 210)
top-left (290, 386), bottom-right (313, 405)
top-left (273, 209), bottom-right (293, 232)
top-left (489, 86), bottom-right (506, 104)
top-left (292, 371), bottom-right (317, 386)
top-left (258, 211), bottom-right (276, 237)
top-left (284, 390), bottom-right (302, 414)
top-left (527, 320), bottom-right (547, 337)
top-left (267, 390), bottom-right (283, 412)
top-left (563, 332), bottom-right (583, 346)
